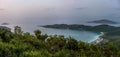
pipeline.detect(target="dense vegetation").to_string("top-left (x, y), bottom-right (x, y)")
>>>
top-left (42, 24), bottom-right (120, 36)
top-left (0, 26), bottom-right (120, 57)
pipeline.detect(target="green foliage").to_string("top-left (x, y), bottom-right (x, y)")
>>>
top-left (53, 49), bottom-right (71, 57)
top-left (34, 29), bottom-right (41, 39)
top-left (0, 28), bottom-right (13, 42)
top-left (65, 38), bottom-right (78, 50)
top-left (0, 26), bottom-right (119, 57)
top-left (14, 26), bottom-right (23, 35)
top-left (20, 50), bottom-right (52, 57)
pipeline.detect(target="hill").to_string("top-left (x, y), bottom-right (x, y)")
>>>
top-left (87, 19), bottom-right (118, 24)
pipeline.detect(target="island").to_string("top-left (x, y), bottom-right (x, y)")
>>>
top-left (87, 19), bottom-right (118, 24)
top-left (1, 23), bottom-right (10, 25)
top-left (41, 24), bottom-right (119, 33)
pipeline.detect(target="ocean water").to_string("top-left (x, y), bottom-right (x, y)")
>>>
top-left (1, 24), bottom-right (101, 43)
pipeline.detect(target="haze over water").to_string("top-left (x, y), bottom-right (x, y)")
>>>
top-left (0, 0), bottom-right (120, 25)
top-left (0, 0), bottom-right (120, 42)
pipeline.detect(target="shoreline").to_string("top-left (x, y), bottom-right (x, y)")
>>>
top-left (91, 32), bottom-right (104, 44)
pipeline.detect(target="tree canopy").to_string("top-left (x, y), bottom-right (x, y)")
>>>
top-left (0, 26), bottom-right (119, 57)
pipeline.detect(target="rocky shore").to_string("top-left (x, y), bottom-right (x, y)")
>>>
top-left (91, 32), bottom-right (109, 45)
top-left (91, 32), bottom-right (104, 44)
top-left (91, 36), bottom-right (104, 45)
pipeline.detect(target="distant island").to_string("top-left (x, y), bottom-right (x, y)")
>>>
top-left (87, 19), bottom-right (118, 24)
top-left (1, 23), bottom-right (10, 25)
top-left (41, 24), bottom-right (120, 36)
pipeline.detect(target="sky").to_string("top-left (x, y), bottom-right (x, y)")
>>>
top-left (0, 0), bottom-right (120, 25)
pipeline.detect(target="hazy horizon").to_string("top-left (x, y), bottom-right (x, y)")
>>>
top-left (0, 0), bottom-right (120, 25)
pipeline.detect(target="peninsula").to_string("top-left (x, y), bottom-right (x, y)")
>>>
top-left (42, 24), bottom-right (119, 33)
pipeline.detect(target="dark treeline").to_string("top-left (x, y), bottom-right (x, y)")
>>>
top-left (0, 26), bottom-right (120, 57)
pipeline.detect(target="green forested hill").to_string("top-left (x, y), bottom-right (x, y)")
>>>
top-left (0, 26), bottom-right (120, 57)
top-left (42, 24), bottom-right (120, 36)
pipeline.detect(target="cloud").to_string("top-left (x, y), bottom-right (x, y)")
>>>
top-left (0, 0), bottom-right (120, 24)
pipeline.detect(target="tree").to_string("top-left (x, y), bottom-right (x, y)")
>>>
top-left (105, 43), bottom-right (119, 57)
top-left (65, 38), bottom-right (78, 50)
top-left (0, 28), bottom-right (12, 42)
top-left (14, 26), bottom-right (23, 35)
top-left (34, 29), bottom-right (41, 39)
